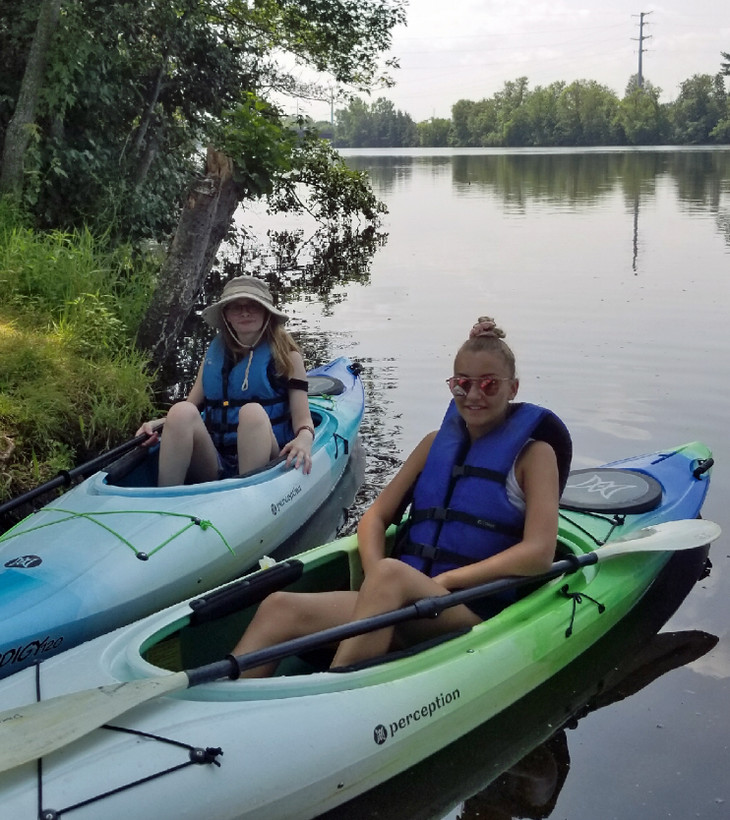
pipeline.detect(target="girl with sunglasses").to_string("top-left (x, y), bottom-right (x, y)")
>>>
top-left (231, 317), bottom-right (571, 675)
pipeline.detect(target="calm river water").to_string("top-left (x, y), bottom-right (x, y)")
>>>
top-left (241, 148), bottom-right (730, 819)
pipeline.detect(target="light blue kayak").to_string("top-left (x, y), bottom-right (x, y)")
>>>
top-left (0, 357), bottom-right (364, 678)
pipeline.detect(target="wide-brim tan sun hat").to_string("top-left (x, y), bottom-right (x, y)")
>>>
top-left (201, 276), bottom-right (289, 330)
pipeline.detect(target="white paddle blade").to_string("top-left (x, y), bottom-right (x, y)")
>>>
top-left (0, 671), bottom-right (189, 774)
top-left (599, 519), bottom-right (721, 560)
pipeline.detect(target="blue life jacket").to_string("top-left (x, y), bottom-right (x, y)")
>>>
top-left (398, 402), bottom-right (572, 585)
top-left (201, 334), bottom-right (292, 456)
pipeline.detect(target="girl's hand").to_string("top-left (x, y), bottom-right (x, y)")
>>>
top-left (281, 428), bottom-right (313, 474)
top-left (430, 572), bottom-right (456, 590)
top-left (135, 419), bottom-right (164, 448)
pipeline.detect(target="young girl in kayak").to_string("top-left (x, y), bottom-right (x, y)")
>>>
top-left (137, 276), bottom-right (315, 485)
top-left (231, 317), bottom-right (571, 674)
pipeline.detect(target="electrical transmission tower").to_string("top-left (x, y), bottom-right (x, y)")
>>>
top-left (632, 11), bottom-right (653, 88)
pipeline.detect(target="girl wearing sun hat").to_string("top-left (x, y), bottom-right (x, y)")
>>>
top-left (138, 276), bottom-right (314, 485)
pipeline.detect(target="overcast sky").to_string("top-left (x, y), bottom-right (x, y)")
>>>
top-left (299, 1), bottom-right (729, 123)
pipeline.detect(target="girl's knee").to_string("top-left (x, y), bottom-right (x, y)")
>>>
top-left (359, 558), bottom-right (415, 604)
top-left (165, 400), bottom-right (202, 427)
top-left (256, 591), bottom-right (299, 624)
top-left (367, 557), bottom-right (411, 585)
top-left (237, 403), bottom-right (269, 429)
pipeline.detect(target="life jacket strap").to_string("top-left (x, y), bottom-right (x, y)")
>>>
top-left (408, 507), bottom-right (523, 537)
top-left (396, 540), bottom-right (476, 567)
top-left (451, 464), bottom-right (506, 483)
top-left (204, 395), bottom-right (283, 410)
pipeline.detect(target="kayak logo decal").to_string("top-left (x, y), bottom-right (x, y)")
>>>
top-left (565, 474), bottom-right (640, 500)
top-left (373, 688), bottom-right (461, 745)
top-left (270, 485), bottom-right (302, 516)
top-left (0, 635), bottom-right (64, 668)
top-left (4, 555), bottom-right (42, 569)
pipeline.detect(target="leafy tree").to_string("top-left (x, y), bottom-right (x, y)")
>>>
top-left (1, 0), bottom-right (406, 236)
top-left (0, 0), bottom-right (60, 196)
top-left (618, 81), bottom-right (667, 145)
top-left (710, 55), bottom-right (730, 143)
top-left (553, 80), bottom-right (620, 146)
top-left (417, 118), bottom-right (452, 147)
top-left (1, 0), bottom-right (405, 362)
top-left (669, 73), bottom-right (727, 144)
top-left (519, 82), bottom-right (565, 145)
top-left (451, 99), bottom-right (480, 147)
top-left (334, 97), bottom-right (418, 147)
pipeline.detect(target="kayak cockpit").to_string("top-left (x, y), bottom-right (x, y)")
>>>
top-left (140, 547), bottom-right (356, 677)
top-left (136, 531), bottom-right (585, 682)
top-left (102, 370), bottom-right (350, 490)
top-left (102, 408), bottom-right (331, 490)
top-left (130, 459), bottom-right (689, 681)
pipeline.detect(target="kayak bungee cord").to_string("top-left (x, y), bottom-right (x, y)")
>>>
top-left (558, 584), bottom-right (606, 637)
top-left (36, 725), bottom-right (224, 820)
top-left (558, 510), bottom-right (628, 547)
top-left (0, 508), bottom-right (234, 558)
top-left (30, 621), bottom-right (224, 820)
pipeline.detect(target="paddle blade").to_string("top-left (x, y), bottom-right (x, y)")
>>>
top-left (0, 671), bottom-right (189, 773)
top-left (597, 519), bottom-right (721, 560)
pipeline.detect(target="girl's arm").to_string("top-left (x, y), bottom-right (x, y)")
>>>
top-left (280, 351), bottom-right (315, 473)
top-left (357, 432), bottom-right (436, 576)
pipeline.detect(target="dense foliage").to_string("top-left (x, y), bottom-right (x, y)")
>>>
top-left (0, 0), bottom-right (405, 239)
top-left (0, 1), bottom-right (403, 511)
top-left (0, 199), bottom-right (158, 506)
top-left (334, 68), bottom-right (730, 148)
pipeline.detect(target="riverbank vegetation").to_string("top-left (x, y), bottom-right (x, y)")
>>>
top-left (332, 64), bottom-right (730, 148)
top-left (0, 198), bottom-right (159, 502)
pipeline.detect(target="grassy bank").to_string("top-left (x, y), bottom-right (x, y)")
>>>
top-left (0, 199), bottom-right (161, 507)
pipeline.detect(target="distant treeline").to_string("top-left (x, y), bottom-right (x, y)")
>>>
top-left (326, 69), bottom-right (730, 148)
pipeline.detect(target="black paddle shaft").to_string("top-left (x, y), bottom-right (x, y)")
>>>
top-left (0, 432), bottom-right (150, 516)
top-left (186, 552), bottom-right (596, 687)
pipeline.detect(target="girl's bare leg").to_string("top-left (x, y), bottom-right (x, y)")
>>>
top-left (330, 558), bottom-right (481, 668)
top-left (157, 401), bottom-right (219, 486)
top-left (231, 589), bottom-right (359, 677)
top-left (236, 403), bottom-right (279, 474)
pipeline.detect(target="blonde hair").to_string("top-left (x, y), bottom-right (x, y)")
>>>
top-left (458, 316), bottom-right (516, 378)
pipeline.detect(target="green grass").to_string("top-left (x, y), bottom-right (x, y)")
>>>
top-left (0, 198), bottom-right (161, 508)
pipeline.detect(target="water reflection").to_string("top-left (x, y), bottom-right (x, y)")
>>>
top-left (321, 546), bottom-right (716, 820)
top-left (345, 150), bottom-right (730, 220)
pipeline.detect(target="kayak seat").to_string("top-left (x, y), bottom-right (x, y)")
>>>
top-left (559, 468), bottom-right (662, 514)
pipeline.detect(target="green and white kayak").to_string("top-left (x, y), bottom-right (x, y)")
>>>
top-left (0, 357), bottom-right (364, 678)
top-left (0, 441), bottom-right (718, 819)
